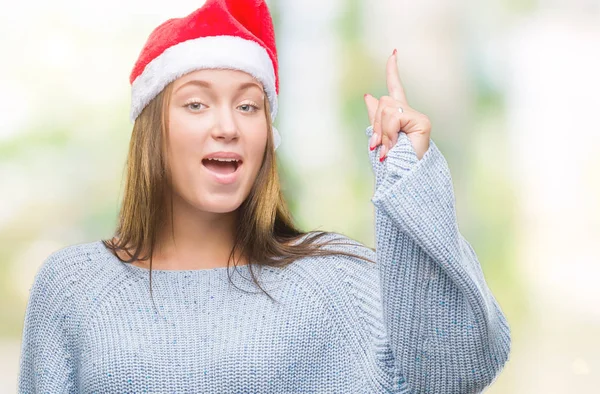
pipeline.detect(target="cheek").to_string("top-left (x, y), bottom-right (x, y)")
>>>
top-left (246, 118), bottom-right (269, 150)
top-left (168, 109), bottom-right (208, 153)
top-left (244, 131), bottom-right (268, 180)
top-left (167, 117), bottom-right (207, 183)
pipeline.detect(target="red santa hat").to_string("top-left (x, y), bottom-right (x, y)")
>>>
top-left (129, 0), bottom-right (281, 149)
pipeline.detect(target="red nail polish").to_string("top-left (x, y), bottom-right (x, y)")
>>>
top-left (370, 145), bottom-right (375, 151)
top-left (379, 155), bottom-right (386, 162)
top-left (392, 48), bottom-right (397, 56)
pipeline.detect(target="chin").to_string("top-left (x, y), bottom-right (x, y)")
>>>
top-left (195, 193), bottom-right (245, 213)
top-left (202, 203), bottom-right (242, 214)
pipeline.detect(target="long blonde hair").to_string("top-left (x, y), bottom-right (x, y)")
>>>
top-left (102, 80), bottom-right (375, 306)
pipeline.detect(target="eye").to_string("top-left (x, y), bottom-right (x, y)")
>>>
top-left (184, 100), bottom-right (206, 112)
top-left (238, 102), bottom-right (259, 113)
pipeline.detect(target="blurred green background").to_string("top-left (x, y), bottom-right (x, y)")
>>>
top-left (1, 0), bottom-right (599, 392)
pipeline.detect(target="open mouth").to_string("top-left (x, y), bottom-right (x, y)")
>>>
top-left (201, 158), bottom-right (241, 175)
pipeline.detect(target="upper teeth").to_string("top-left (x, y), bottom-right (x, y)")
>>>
top-left (206, 158), bottom-right (239, 162)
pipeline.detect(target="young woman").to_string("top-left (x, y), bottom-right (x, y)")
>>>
top-left (18, 0), bottom-right (511, 392)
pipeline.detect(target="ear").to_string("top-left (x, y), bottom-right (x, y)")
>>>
top-left (364, 94), bottom-right (378, 126)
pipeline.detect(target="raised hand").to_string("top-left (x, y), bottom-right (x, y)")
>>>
top-left (363, 49), bottom-right (431, 161)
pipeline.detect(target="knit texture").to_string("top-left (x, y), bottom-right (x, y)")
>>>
top-left (18, 126), bottom-right (511, 393)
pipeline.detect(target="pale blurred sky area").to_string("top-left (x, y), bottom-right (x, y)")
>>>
top-left (1, 0), bottom-right (599, 393)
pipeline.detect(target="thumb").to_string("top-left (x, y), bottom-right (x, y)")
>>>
top-left (364, 94), bottom-right (378, 126)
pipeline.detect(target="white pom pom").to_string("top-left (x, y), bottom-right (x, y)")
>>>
top-left (272, 126), bottom-right (281, 150)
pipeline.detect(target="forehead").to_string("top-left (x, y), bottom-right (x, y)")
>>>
top-left (172, 69), bottom-right (263, 91)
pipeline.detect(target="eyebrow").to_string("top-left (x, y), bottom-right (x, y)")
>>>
top-left (174, 80), bottom-right (263, 94)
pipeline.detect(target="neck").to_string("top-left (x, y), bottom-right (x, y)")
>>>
top-left (127, 192), bottom-right (246, 270)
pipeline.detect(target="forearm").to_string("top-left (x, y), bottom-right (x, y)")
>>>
top-left (368, 126), bottom-right (511, 393)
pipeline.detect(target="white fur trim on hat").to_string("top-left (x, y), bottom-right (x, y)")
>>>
top-left (130, 35), bottom-right (278, 126)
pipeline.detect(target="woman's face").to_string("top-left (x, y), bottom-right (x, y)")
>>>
top-left (167, 68), bottom-right (268, 213)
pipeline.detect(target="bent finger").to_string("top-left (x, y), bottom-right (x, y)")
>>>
top-left (364, 94), bottom-right (378, 126)
top-left (382, 106), bottom-right (404, 149)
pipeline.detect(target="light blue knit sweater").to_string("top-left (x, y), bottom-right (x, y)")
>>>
top-left (18, 126), bottom-right (511, 393)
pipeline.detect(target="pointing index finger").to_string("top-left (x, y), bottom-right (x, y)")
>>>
top-left (387, 49), bottom-right (408, 104)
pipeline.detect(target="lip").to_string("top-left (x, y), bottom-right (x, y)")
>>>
top-left (201, 160), bottom-right (243, 185)
top-left (202, 151), bottom-right (244, 161)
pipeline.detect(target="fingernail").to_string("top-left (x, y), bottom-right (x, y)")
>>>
top-left (379, 145), bottom-right (387, 161)
top-left (392, 48), bottom-right (397, 56)
top-left (369, 133), bottom-right (376, 149)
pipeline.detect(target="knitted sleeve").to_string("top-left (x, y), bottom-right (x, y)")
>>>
top-left (365, 125), bottom-right (511, 393)
top-left (18, 252), bottom-right (77, 393)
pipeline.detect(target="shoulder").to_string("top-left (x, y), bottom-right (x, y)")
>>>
top-left (23, 241), bottom-right (102, 333)
top-left (25, 240), bottom-right (129, 329)
top-left (28, 240), bottom-right (118, 307)
top-left (33, 241), bottom-right (104, 283)
top-left (282, 231), bottom-right (380, 298)
top-left (284, 231), bottom-right (376, 277)
top-left (311, 231), bottom-right (378, 278)
top-left (314, 231), bottom-right (380, 301)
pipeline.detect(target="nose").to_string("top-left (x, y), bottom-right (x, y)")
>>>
top-left (212, 107), bottom-right (239, 144)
